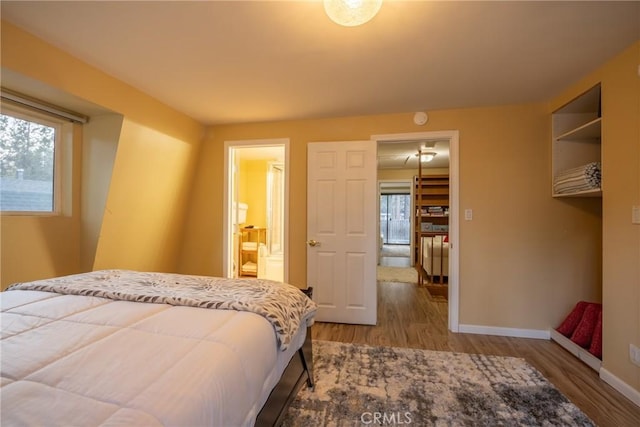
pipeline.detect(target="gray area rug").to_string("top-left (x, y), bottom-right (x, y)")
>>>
top-left (282, 340), bottom-right (593, 426)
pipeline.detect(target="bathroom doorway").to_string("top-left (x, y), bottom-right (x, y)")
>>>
top-left (223, 139), bottom-right (289, 282)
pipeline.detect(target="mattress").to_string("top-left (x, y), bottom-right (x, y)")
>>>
top-left (1, 271), bottom-right (315, 426)
top-left (422, 235), bottom-right (449, 257)
top-left (422, 235), bottom-right (449, 277)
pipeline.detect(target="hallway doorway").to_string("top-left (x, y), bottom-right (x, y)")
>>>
top-left (374, 130), bottom-right (459, 332)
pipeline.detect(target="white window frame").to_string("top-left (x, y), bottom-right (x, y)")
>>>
top-left (1, 103), bottom-right (65, 216)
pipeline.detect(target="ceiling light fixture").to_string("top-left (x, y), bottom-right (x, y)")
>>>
top-left (417, 152), bottom-right (437, 163)
top-left (324, 0), bottom-right (383, 27)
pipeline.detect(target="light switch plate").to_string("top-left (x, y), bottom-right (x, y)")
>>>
top-left (464, 209), bottom-right (473, 221)
top-left (632, 206), bottom-right (640, 225)
top-left (630, 344), bottom-right (640, 367)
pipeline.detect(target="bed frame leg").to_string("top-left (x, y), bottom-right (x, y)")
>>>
top-left (300, 287), bottom-right (315, 390)
top-left (299, 327), bottom-right (314, 390)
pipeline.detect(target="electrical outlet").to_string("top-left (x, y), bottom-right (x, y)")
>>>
top-left (630, 344), bottom-right (640, 367)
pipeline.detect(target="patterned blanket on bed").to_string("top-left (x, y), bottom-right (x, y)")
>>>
top-left (7, 270), bottom-right (317, 351)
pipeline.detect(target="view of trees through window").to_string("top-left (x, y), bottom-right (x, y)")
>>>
top-left (380, 194), bottom-right (411, 244)
top-left (0, 112), bottom-right (56, 212)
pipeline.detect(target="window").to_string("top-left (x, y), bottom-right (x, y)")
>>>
top-left (380, 193), bottom-right (411, 244)
top-left (0, 107), bottom-right (61, 213)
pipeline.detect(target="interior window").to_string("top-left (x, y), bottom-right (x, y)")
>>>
top-left (0, 108), bottom-right (60, 213)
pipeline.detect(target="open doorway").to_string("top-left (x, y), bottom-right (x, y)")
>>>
top-left (223, 139), bottom-right (289, 283)
top-left (374, 130), bottom-right (459, 332)
top-left (379, 185), bottom-right (412, 268)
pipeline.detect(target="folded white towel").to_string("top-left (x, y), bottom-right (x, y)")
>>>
top-left (242, 242), bottom-right (258, 250)
top-left (242, 261), bottom-right (257, 272)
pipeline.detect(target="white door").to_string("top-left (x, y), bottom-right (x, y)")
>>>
top-left (307, 140), bottom-right (377, 325)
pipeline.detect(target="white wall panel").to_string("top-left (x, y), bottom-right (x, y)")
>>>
top-left (346, 179), bottom-right (365, 235)
top-left (346, 252), bottom-right (365, 308)
top-left (316, 180), bottom-right (336, 234)
top-left (316, 251), bottom-right (336, 307)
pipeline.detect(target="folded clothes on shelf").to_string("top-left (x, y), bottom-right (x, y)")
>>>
top-left (553, 162), bottom-right (601, 194)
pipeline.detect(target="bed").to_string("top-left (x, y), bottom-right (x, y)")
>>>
top-left (0, 269), bottom-right (316, 426)
top-left (421, 234), bottom-right (449, 280)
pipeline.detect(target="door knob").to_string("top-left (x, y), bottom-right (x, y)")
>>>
top-left (307, 239), bottom-right (320, 247)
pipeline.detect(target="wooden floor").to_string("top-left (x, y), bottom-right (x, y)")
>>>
top-left (312, 281), bottom-right (640, 427)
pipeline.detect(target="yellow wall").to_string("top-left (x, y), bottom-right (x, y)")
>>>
top-left (599, 41), bottom-right (640, 395)
top-left (81, 114), bottom-right (122, 271)
top-left (180, 103), bottom-right (603, 334)
top-left (378, 168), bottom-right (449, 181)
top-left (1, 21), bottom-right (204, 285)
top-left (93, 118), bottom-right (199, 271)
top-left (239, 158), bottom-right (269, 228)
top-left (604, 41), bottom-right (640, 395)
top-left (378, 169), bottom-right (418, 180)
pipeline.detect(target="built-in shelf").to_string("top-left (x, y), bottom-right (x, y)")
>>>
top-left (414, 170), bottom-right (449, 286)
top-left (552, 84), bottom-right (602, 198)
top-left (239, 227), bottom-right (266, 277)
top-left (556, 117), bottom-right (601, 141)
top-left (550, 329), bottom-right (601, 372)
top-left (552, 188), bottom-right (602, 198)
top-left (549, 84), bottom-right (604, 379)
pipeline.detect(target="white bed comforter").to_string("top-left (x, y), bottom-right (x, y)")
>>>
top-left (1, 288), bottom-right (308, 426)
top-left (7, 269), bottom-right (317, 351)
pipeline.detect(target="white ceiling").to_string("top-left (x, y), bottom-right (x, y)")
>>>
top-left (378, 139), bottom-right (449, 169)
top-left (1, 1), bottom-right (638, 127)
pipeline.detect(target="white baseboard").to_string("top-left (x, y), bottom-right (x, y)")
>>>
top-left (600, 367), bottom-right (640, 408)
top-left (549, 329), bottom-right (601, 372)
top-left (458, 324), bottom-right (550, 340)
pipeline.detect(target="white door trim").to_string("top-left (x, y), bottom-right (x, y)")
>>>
top-left (372, 130), bottom-right (460, 332)
top-left (223, 138), bottom-right (290, 282)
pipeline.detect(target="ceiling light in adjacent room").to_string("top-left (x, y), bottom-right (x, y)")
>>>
top-left (324, 0), bottom-right (383, 27)
top-left (417, 152), bottom-right (437, 163)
